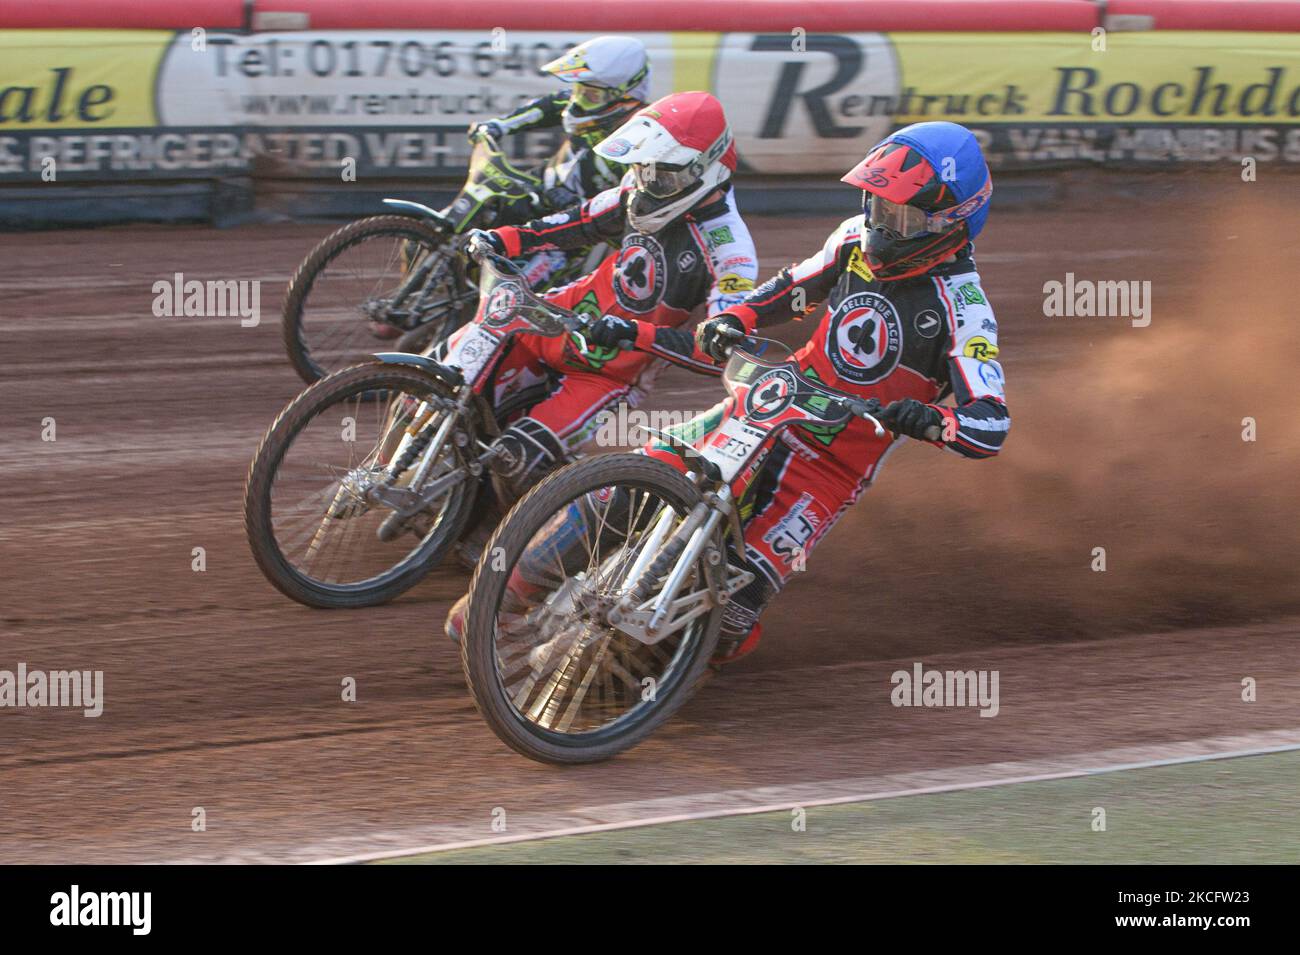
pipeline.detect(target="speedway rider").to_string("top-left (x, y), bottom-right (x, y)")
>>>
top-left (442, 90), bottom-right (759, 639)
top-left (467, 36), bottom-right (651, 288)
top-left (587, 120), bottom-right (1011, 664)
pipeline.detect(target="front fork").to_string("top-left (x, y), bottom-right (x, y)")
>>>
top-left (605, 485), bottom-right (753, 643)
top-left (372, 384), bottom-right (495, 539)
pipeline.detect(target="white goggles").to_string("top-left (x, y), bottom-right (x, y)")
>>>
top-left (632, 162), bottom-right (700, 198)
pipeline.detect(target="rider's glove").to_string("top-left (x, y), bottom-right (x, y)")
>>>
top-left (875, 399), bottom-right (943, 441)
top-left (695, 313), bottom-right (747, 362)
top-left (542, 184), bottom-right (579, 212)
top-left (464, 229), bottom-right (504, 261)
top-left (468, 120), bottom-right (506, 142)
top-left (586, 314), bottom-right (639, 349)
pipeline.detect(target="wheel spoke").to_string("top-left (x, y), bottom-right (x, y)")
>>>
top-left (487, 473), bottom-right (711, 739)
top-left (294, 229), bottom-right (455, 378)
top-left (263, 374), bottom-right (465, 592)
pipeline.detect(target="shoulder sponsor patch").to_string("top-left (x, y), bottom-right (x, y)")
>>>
top-left (963, 336), bottom-right (999, 361)
top-left (707, 225), bottom-right (734, 247)
top-left (956, 281), bottom-right (987, 306)
top-left (716, 272), bottom-right (755, 295)
top-left (847, 246), bottom-right (874, 282)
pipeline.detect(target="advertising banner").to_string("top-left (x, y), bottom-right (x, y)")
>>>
top-left (3, 28), bottom-right (1300, 184)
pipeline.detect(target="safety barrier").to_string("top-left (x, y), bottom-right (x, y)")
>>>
top-left (1, 1), bottom-right (1298, 225)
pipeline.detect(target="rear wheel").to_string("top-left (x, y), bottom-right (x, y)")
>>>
top-left (460, 454), bottom-right (722, 764)
top-left (245, 363), bottom-right (478, 608)
top-left (282, 216), bottom-right (468, 384)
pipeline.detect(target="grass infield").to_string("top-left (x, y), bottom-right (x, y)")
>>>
top-left (376, 751), bottom-right (1300, 865)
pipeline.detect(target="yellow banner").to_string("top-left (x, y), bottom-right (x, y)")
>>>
top-left (890, 31), bottom-right (1300, 125)
top-left (0, 30), bottom-right (169, 130)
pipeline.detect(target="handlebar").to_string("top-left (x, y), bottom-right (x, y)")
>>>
top-left (464, 235), bottom-right (497, 265)
top-left (844, 397), bottom-right (943, 441)
top-left (841, 397), bottom-right (889, 440)
top-left (467, 128), bottom-right (502, 151)
top-left (471, 248), bottom-right (639, 352)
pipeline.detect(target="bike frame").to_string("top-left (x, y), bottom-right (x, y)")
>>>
top-left (607, 340), bottom-right (889, 645)
top-left (371, 135), bottom-right (545, 330)
top-left (366, 255), bottom-right (594, 524)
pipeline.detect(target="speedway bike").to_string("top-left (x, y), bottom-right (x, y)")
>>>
top-left (457, 334), bottom-right (943, 764)
top-left (246, 251), bottom-right (610, 608)
top-left (280, 132), bottom-right (600, 384)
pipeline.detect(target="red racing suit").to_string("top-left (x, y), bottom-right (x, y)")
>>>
top-left (445, 174), bottom-right (758, 501)
top-left (469, 173), bottom-right (757, 452)
top-left (642, 213), bottom-right (1010, 619)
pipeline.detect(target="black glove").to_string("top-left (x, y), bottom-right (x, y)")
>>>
top-left (542, 184), bottom-right (579, 211)
top-left (468, 120), bottom-right (506, 142)
top-left (695, 313), bottom-right (747, 362)
top-left (875, 398), bottom-right (943, 441)
top-left (585, 314), bottom-right (639, 349)
top-left (464, 229), bottom-right (504, 261)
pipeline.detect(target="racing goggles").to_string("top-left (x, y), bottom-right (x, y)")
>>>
top-left (865, 176), bottom-right (993, 237)
top-left (632, 161), bottom-right (700, 198)
top-left (571, 82), bottom-right (623, 110)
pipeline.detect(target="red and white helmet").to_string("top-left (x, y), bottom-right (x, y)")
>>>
top-left (594, 91), bottom-right (737, 233)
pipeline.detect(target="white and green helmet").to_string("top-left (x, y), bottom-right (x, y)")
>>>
top-left (542, 36), bottom-right (651, 137)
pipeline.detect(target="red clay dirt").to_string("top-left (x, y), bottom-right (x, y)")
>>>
top-left (1, 170), bottom-right (1298, 862)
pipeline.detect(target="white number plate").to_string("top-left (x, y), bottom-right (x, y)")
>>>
top-left (699, 417), bottom-right (767, 482)
top-left (445, 325), bottom-right (499, 382)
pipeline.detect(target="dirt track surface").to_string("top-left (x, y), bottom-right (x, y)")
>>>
top-left (2, 171), bottom-right (1298, 863)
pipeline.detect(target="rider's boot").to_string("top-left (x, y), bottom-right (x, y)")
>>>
top-left (453, 510), bottom-right (498, 570)
top-left (711, 621), bottom-right (762, 666)
top-left (444, 567), bottom-right (542, 644)
top-left (710, 566), bottom-right (773, 666)
top-left (368, 321), bottom-right (403, 340)
top-left (454, 417), bottom-right (568, 570)
top-left (445, 485), bottom-right (633, 645)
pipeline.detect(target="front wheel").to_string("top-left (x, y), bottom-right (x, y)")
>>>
top-left (281, 216), bottom-right (467, 384)
top-left (244, 363), bottom-right (479, 608)
top-left (460, 454), bottom-right (723, 764)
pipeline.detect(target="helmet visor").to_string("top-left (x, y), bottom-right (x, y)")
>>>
top-left (571, 82), bottom-right (621, 110)
top-left (866, 193), bottom-right (932, 239)
top-left (863, 173), bottom-right (993, 239)
top-left (633, 162), bottom-right (699, 199)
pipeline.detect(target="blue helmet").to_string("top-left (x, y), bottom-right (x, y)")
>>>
top-left (842, 121), bottom-right (992, 279)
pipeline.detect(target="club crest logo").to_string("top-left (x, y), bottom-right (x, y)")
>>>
top-left (482, 281), bottom-right (524, 328)
top-left (613, 235), bottom-right (667, 314)
top-left (826, 292), bottom-right (903, 384)
top-left (744, 368), bottom-right (799, 422)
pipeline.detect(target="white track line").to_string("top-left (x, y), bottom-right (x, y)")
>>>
top-left (305, 728), bottom-right (1300, 865)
